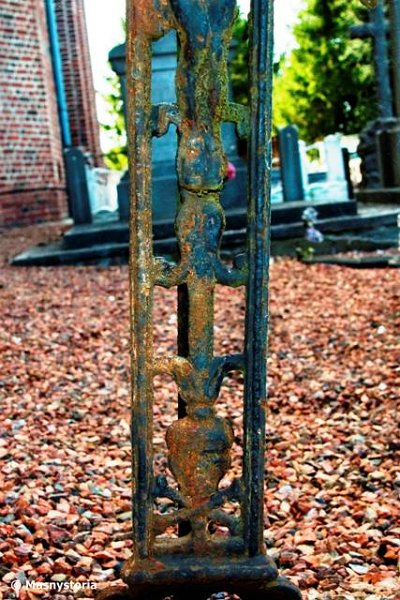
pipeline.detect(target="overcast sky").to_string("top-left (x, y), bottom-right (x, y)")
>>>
top-left (83, 0), bottom-right (304, 149)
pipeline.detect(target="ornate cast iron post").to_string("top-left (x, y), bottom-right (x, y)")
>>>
top-left (99, 1), bottom-right (375, 599)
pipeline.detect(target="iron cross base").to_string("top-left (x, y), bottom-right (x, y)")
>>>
top-left (97, 554), bottom-right (301, 600)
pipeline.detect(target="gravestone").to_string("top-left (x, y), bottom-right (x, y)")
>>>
top-left (353, 0), bottom-right (400, 201)
top-left (324, 134), bottom-right (349, 201)
top-left (64, 148), bottom-right (92, 225)
top-left (109, 32), bottom-right (247, 223)
top-left (324, 134), bottom-right (346, 182)
top-left (278, 125), bottom-right (304, 202)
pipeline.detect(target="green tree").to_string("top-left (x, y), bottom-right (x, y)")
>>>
top-left (101, 18), bottom-right (127, 171)
top-left (273, 0), bottom-right (377, 142)
top-left (102, 71), bottom-right (128, 170)
top-left (230, 16), bottom-right (249, 106)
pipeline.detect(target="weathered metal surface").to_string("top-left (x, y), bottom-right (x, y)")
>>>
top-left (99, 1), bottom-right (376, 599)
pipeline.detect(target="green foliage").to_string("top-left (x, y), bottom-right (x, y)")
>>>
top-left (295, 243), bottom-right (316, 261)
top-left (230, 16), bottom-right (249, 106)
top-left (101, 71), bottom-right (128, 171)
top-left (273, 0), bottom-right (377, 142)
top-left (306, 147), bottom-right (321, 162)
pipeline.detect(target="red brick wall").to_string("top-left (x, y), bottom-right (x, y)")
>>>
top-left (0, 0), bottom-right (68, 227)
top-left (55, 0), bottom-right (103, 165)
top-left (0, 0), bottom-right (103, 228)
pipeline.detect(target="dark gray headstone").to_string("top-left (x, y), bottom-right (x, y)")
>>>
top-left (64, 148), bottom-right (92, 225)
top-left (278, 125), bottom-right (304, 202)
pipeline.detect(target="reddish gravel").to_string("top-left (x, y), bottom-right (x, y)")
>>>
top-left (0, 225), bottom-right (399, 600)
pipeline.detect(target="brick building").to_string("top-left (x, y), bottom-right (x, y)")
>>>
top-left (0, 0), bottom-right (102, 227)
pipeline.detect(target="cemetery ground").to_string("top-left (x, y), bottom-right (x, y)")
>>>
top-left (0, 224), bottom-right (399, 600)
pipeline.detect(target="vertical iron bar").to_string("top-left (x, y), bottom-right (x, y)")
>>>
top-left (389, 0), bottom-right (400, 117)
top-left (176, 27), bottom-right (189, 427)
top-left (373, 0), bottom-right (393, 118)
top-left (177, 283), bottom-right (190, 537)
top-left (243, 0), bottom-right (274, 558)
top-left (127, 5), bottom-right (154, 560)
top-left (177, 285), bottom-right (189, 419)
top-left (176, 31), bottom-right (189, 425)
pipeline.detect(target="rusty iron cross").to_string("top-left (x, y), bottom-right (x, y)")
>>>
top-left (98, 1), bottom-right (376, 599)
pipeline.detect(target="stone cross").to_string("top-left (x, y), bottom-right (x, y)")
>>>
top-left (350, 0), bottom-right (393, 119)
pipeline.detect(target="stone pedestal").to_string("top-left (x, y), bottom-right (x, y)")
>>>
top-left (357, 118), bottom-right (400, 204)
top-left (358, 118), bottom-right (398, 189)
top-left (356, 187), bottom-right (400, 203)
top-left (377, 120), bottom-right (400, 187)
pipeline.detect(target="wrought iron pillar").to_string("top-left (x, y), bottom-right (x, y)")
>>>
top-left (98, 1), bottom-right (374, 599)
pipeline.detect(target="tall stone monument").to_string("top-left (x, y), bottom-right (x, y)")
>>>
top-left (354, 0), bottom-right (400, 201)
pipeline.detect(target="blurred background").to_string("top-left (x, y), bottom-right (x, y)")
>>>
top-left (1, 0), bottom-right (399, 263)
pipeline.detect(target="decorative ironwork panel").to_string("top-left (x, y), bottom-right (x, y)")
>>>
top-left (98, 1), bottom-right (376, 599)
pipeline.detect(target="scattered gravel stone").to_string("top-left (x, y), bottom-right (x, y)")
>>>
top-left (0, 225), bottom-right (399, 599)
